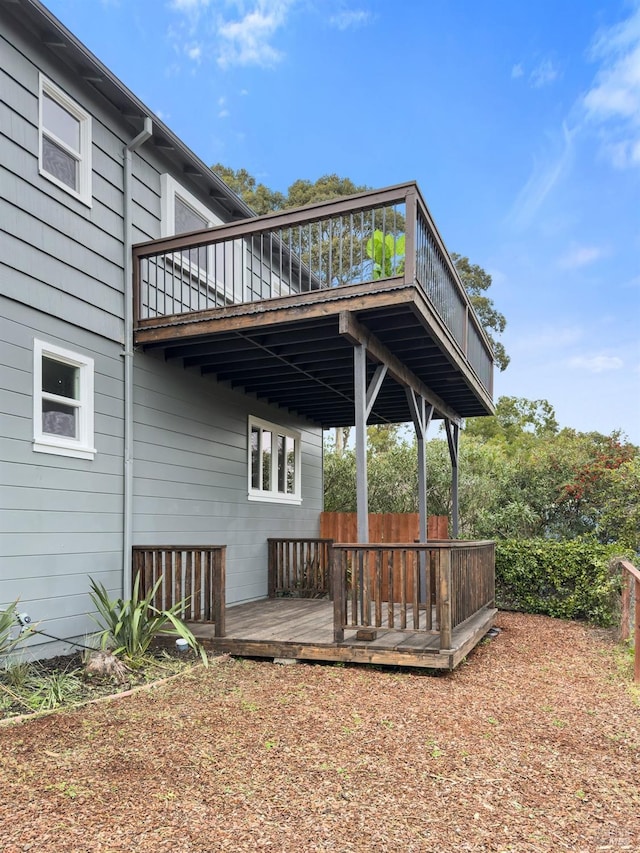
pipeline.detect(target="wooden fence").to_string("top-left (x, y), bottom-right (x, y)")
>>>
top-left (132, 545), bottom-right (226, 636)
top-left (320, 512), bottom-right (449, 543)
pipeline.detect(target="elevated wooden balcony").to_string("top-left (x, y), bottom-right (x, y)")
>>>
top-left (133, 183), bottom-right (494, 426)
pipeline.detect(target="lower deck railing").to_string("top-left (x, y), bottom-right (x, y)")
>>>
top-left (267, 538), bottom-right (334, 598)
top-left (133, 545), bottom-right (226, 637)
top-left (331, 541), bottom-right (495, 651)
top-left (132, 539), bottom-right (494, 651)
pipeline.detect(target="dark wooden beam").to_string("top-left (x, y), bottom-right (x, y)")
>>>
top-left (134, 282), bottom-right (415, 345)
top-left (338, 312), bottom-right (461, 424)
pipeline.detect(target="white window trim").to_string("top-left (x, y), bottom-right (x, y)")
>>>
top-left (248, 416), bottom-right (302, 505)
top-left (161, 173), bottom-right (222, 237)
top-left (38, 74), bottom-right (92, 207)
top-left (161, 174), bottom-right (243, 304)
top-left (33, 339), bottom-right (96, 461)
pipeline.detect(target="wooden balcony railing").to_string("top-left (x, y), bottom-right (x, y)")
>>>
top-left (133, 545), bottom-right (226, 636)
top-left (267, 538), bottom-right (334, 599)
top-left (133, 182), bottom-right (493, 394)
top-left (331, 541), bottom-right (495, 651)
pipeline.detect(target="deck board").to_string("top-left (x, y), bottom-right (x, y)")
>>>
top-left (190, 598), bottom-right (496, 670)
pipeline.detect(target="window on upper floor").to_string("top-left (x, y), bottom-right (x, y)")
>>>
top-left (39, 74), bottom-right (92, 206)
top-left (161, 173), bottom-right (222, 269)
top-left (33, 339), bottom-right (96, 460)
top-left (248, 416), bottom-right (301, 504)
top-left (161, 174), bottom-right (243, 306)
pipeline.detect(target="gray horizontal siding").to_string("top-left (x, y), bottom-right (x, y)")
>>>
top-left (0, 7), bottom-right (330, 649)
top-left (133, 352), bottom-right (323, 605)
top-left (0, 299), bottom-right (125, 648)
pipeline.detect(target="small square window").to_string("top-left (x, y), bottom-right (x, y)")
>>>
top-left (33, 340), bottom-right (96, 460)
top-left (248, 417), bottom-right (301, 504)
top-left (39, 75), bottom-right (92, 206)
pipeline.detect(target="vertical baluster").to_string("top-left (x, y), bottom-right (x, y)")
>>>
top-left (194, 550), bottom-right (202, 620)
top-left (387, 549), bottom-right (394, 629)
top-left (374, 549), bottom-right (382, 627)
top-left (400, 549), bottom-right (407, 629)
top-left (185, 549), bottom-right (192, 620)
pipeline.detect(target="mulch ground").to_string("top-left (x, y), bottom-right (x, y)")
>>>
top-left (0, 612), bottom-right (638, 853)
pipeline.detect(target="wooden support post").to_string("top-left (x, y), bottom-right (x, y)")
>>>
top-left (618, 559), bottom-right (640, 682)
top-left (267, 539), bottom-right (276, 599)
top-left (439, 547), bottom-right (452, 651)
top-left (406, 391), bottom-right (434, 545)
top-left (635, 576), bottom-right (640, 684)
top-left (213, 547), bottom-right (226, 638)
top-left (333, 549), bottom-right (345, 643)
top-left (404, 186), bottom-right (417, 284)
top-left (354, 343), bottom-right (369, 543)
top-left (407, 391), bottom-right (434, 604)
top-left (445, 419), bottom-right (460, 539)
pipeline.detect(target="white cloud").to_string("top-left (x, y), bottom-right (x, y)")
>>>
top-left (508, 122), bottom-right (575, 229)
top-left (530, 58), bottom-right (559, 88)
top-left (558, 244), bottom-right (607, 269)
top-left (583, 4), bottom-right (640, 168)
top-left (217, 1), bottom-right (295, 68)
top-left (329, 10), bottom-right (371, 30)
top-left (187, 43), bottom-right (202, 62)
top-left (169, 0), bottom-right (210, 10)
top-left (167, 0), bottom-right (295, 70)
top-left (569, 355), bottom-right (624, 373)
top-left (511, 63), bottom-right (524, 79)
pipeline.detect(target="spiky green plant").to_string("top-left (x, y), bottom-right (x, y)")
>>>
top-left (1, 600), bottom-right (24, 660)
top-left (89, 572), bottom-right (207, 668)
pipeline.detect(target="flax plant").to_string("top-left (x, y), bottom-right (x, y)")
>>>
top-left (89, 572), bottom-right (207, 668)
top-left (0, 600), bottom-right (27, 660)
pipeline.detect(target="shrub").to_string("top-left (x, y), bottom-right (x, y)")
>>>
top-left (89, 572), bottom-right (207, 668)
top-left (495, 538), bottom-right (631, 627)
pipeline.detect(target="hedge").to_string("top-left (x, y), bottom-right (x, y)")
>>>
top-left (495, 538), bottom-right (632, 627)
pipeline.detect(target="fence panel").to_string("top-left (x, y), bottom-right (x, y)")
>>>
top-left (133, 545), bottom-right (226, 636)
top-left (320, 512), bottom-right (448, 542)
top-left (267, 538), bottom-right (333, 598)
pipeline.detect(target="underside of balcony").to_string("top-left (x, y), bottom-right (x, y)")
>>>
top-left (133, 182), bottom-right (495, 427)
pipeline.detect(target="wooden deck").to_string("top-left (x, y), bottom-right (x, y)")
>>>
top-left (189, 598), bottom-right (497, 670)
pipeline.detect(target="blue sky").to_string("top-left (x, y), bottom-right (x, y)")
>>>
top-left (44, 0), bottom-right (640, 443)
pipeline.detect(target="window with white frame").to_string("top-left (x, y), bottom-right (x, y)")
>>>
top-left (33, 340), bottom-right (96, 460)
top-left (39, 74), bottom-right (92, 206)
top-left (161, 174), bottom-right (243, 306)
top-left (248, 417), bottom-right (301, 503)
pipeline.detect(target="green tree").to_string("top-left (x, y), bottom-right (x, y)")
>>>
top-left (464, 396), bottom-right (559, 445)
top-left (284, 174), bottom-right (369, 208)
top-left (323, 401), bottom-right (639, 551)
top-left (212, 164), bottom-right (286, 215)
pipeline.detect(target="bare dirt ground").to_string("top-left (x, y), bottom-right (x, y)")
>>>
top-left (0, 611), bottom-right (638, 853)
